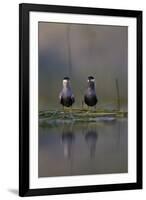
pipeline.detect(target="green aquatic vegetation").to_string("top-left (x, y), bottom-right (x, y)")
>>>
top-left (39, 108), bottom-right (127, 128)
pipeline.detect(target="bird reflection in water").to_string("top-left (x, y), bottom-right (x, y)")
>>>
top-left (85, 127), bottom-right (98, 159)
top-left (61, 123), bottom-right (75, 160)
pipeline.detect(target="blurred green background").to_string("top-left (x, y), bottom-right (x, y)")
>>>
top-left (38, 22), bottom-right (128, 111)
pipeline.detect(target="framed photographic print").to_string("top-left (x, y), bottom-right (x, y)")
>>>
top-left (19, 3), bottom-right (142, 197)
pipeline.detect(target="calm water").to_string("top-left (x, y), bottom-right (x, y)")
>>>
top-left (39, 119), bottom-right (128, 177)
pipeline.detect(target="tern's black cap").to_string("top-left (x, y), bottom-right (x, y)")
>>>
top-left (63, 77), bottom-right (70, 80)
top-left (88, 76), bottom-right (94, 80)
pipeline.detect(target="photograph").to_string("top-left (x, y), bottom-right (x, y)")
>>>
top-left (19, 3), bottom-right (142, 196)
top-left (38, 22), bottom-right (128, 177)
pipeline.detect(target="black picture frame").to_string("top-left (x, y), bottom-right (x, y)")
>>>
top-left (19, 3), bottom-right (143, 197)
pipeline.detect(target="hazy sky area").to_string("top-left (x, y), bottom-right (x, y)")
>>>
top-left (38, 22), bottom-right (128, 111)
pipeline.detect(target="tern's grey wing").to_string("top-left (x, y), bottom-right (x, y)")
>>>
top-left (71, 94), bottom-right (75, 103)
top-left (59, 91), bottom-right (62, 100)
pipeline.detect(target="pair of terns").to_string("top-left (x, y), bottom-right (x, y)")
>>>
top-left (59, 76), bottom-right (98, 110)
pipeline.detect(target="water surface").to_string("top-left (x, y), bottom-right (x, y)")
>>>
top-left (39, 119), bottom-right (127, 177)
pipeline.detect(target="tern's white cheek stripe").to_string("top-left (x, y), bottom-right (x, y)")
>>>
top-left (87, 79), bottom-right (95, 82)
top-left (63, 80), bottom-right (69, 84)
